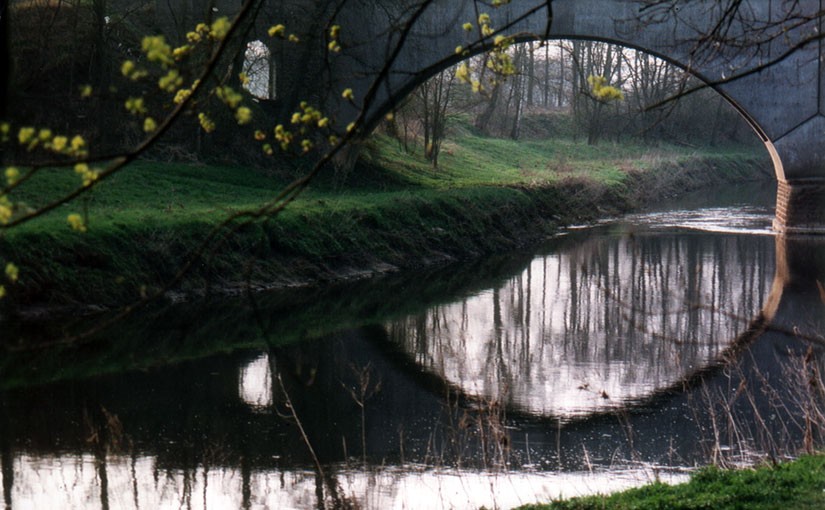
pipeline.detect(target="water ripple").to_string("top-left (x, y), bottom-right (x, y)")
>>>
top-left (605, 205), bottom-right (776, 235)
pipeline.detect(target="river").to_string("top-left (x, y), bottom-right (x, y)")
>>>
top-left (2, 181), bottom-right (825, 509)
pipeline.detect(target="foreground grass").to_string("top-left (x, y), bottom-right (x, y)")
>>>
top-left (1, 129), bottom-right (768, 308)
top-left (517, 455), bottom-right (825, 510)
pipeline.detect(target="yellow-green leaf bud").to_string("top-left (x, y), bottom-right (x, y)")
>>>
top-left (67, 213), bottom-right (87, 232)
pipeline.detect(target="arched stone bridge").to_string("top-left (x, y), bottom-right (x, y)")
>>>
top-left (155, 0), bottom-right (825, 234)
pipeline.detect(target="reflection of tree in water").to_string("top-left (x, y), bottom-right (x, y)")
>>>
top-left (5, 237), bottom-right (823, 509)
top-left (387, 233), bottom-right (775, 417)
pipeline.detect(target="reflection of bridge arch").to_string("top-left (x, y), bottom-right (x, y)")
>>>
top-left (382, 228), bottom-right (779, 421)
top-left (2, 237), bottom-right (822, 507)
top-left (377, 234), bottom-right (824, 425)
top-left (763, 236), bottom-right (825, 341)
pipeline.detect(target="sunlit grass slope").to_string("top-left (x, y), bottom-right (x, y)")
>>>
top-left (361, 128), bottom-right (759, 189)
top-left (1, 129), bottom-right (769, 308)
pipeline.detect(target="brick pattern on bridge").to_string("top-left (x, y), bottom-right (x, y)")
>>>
top-left (775, 180), bottom-right (825, 234)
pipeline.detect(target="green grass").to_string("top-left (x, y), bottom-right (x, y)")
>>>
top-left (360, 129), bottom-right (759, 190)
top-left (11, 161), bottom-right (295, 230)
top-left (0, 128), bottom-right (769, 308)
top-left (7, 125), bottom-right (763, 233)
top-left (516, 455), bottom-right (825, 510)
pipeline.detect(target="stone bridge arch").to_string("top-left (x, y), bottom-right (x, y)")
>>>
top-left (153, 0), bottom-right (825, 233)
top-left (311, 0), bottom-right (822, 234)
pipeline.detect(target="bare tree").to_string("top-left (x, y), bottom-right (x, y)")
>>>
top-left (621, 49), bottom-right (684, 140)
top-left (414, 68), bottom-right (455, 168)
top-left (564, 40), bottom-right (625, 145)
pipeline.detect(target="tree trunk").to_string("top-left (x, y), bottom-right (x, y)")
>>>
top-left (475, 82), bottom-right (501, 135)
top-left (543, 43), bottom-right (550, 107)
top-left (0, 1), bottom-right (9, 120)
top-left (510, 55), bottom-right (525, 139)
top-left (527, 42), bottom-right (535, 107)
top-left (558, 40), bottom-right (566, 108)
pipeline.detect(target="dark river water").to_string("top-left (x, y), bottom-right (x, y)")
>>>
top-left (2, 182), bottom-right (825, 509)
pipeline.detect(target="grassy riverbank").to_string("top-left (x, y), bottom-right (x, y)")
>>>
top-left (0, 128), bottom-right (770, 311)
top-left (516, 454), bottom-right (825, 509)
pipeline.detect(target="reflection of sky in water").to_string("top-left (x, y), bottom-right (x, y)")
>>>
top-left (388, 232), bottom-right (773, 418)
top-left (5, 453), bottom-right (688, 510)
top-left (605, 206), bottom-right (775, 236)
top-left (3, 202), bottom-right (786, 510)
top-left (239, 353), bottom-right (273, 409)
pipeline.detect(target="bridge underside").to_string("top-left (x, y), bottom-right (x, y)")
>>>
top-left (151, 0), bottom-right (825, 234)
